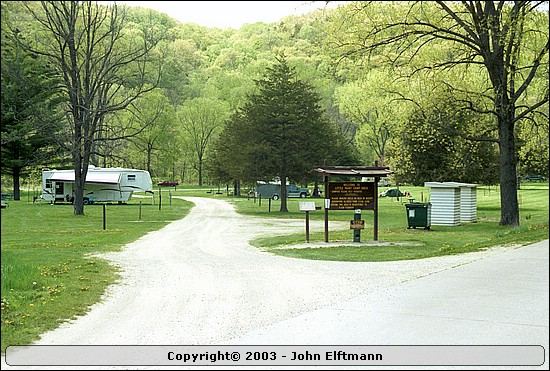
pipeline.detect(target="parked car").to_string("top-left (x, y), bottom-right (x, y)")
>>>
top-left (523, 175), bottom-right (545, 182)
top-left (254, 182), bottom-right (310, 200)
top-left (158, 180), bottom-right (179, 187)
top-left (287, 184), bottom-right (311, 198)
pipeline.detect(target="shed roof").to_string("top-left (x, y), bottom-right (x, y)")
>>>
top-left (313, 166), bottom-right (393, 177)
top-left (424, 182), bottom-right (478, 188)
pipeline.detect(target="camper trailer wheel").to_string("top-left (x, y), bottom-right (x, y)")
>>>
top-left (83, 198), bottom-right (90, 205)
top-left (272, 194), bottom-right (280, 201)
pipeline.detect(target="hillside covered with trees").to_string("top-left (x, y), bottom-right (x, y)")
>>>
top-left (1, 1), bottom-right (548, 225)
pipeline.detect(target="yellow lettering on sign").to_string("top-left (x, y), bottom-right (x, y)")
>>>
top-left (350, 220), bottom-right (365, 229)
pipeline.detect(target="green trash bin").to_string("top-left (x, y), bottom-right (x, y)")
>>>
top-left (405, 202), bottom-right (431, 230)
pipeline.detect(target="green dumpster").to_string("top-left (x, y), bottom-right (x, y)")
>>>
top-left (405, 202), bottom-right (431, 230)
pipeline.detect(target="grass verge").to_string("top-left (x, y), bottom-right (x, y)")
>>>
top-left (1, 194), bottom-right (192, 353)
top-left (1, 182), bottom-right (548, 352)
top-left (226, 183), bottom-right (549, 261)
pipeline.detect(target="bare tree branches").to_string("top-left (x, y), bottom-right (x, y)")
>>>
top-left (10, 1), bottom-right (165, 214)
top-left (328, 1), bottom-right (548, 226)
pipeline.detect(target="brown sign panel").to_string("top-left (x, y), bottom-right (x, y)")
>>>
top-left (350, 220), bottom-right (365, 229)
top-left (328, 182), bottom-right (375, 210)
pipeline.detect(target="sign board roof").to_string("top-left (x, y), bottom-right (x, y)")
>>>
top-left (424, 182), bottom-right (478, 188)
top-left (313, 166), bottom-right (393, 177)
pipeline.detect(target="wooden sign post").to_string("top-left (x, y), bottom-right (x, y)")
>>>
top-left (313, 164), bottom-right (393, 242)
top-left (299, 201), bottom-right (317, 243)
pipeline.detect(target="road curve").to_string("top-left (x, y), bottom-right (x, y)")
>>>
top-left (24, 197), bottom-right (524, 346)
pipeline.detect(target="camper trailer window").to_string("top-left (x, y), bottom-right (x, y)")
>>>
top-left (45, 179), bottom-right (52, 189)
top-left (127, 174), bottom-right (136, 181)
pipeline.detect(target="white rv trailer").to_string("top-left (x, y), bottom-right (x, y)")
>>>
top-left (41, 166), bottom-right (153, 204)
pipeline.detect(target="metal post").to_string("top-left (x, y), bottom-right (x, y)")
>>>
top-left (305, 210), bottom-right (310, 243)
top-left (159, 187), bottom-right (162, 211)
top-left (139, 201), bottom-right (142, 221)
top-left (374, 187), bottom-right (379, 241)
top-left (268, 198), bottom-right (271, 212)
top-left (103, 204), bottom-right (106, 230)
top-left (324, 175), bottom-right (329, 243)
top-left (353, 209), bottom-right (361, 242)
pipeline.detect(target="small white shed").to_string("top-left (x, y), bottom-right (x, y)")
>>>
top-left (424, 182), bottom-right (478, 226)
top-left (459, 184), bottom-right (477, 223)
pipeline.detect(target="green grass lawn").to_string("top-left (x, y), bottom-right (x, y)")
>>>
top-left (1, 194), bottom-right (193, 353)
top-left (1, 182), bottom-right (548, 352)
top-left (224, 183), bottom-right (549, 261)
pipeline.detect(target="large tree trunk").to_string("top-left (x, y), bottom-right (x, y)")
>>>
top-left (279, 174), bottom-right (288, 212)
top-left (12, 168), bottom-right (21, 201)
top-left (73, 164), bottom-right (85, 215)
top-left (198, 159), bottom-right (203, 186)
top-left (233, 179), bottom-right (240, 196)
top-left (497, 110), bottom-right (520, 227)
top-left (73, 138), bottom-right (92, 216)
top-left (490, 53), bottom-right (520, 227)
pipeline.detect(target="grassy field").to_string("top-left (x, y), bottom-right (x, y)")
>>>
top-left (1, 182), bottom-right (548, 352)
top-left (227, 183), bottom-right (549, 261)
top-left (1, 194), bottom-right (193, 353)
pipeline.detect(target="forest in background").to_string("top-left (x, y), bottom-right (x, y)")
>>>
top-left (2, 1), bottom-right (548, 195)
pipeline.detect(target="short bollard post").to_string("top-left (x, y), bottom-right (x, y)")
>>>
top-left (103, 204), bottom-right (106, 230)
top-left (305, 210), bottom-right (310, 243)
top-left (353, 209), bottom-right (361, 242)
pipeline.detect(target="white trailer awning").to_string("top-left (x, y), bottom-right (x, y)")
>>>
top-left (49, 171), bottom-right (121, 184)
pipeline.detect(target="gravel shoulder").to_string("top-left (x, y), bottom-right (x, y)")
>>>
top-left (24, 196), bottom-right (519, 347)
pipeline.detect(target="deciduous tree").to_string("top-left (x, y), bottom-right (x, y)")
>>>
top-left (326, 1), bottom-right (549, 226)
top-left (9, 1), bottom-right (163, 214)
top-left (177, 97), bottom-right (230, 186)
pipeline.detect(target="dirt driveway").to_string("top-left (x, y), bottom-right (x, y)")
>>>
top-left (30, 196), bottom-right (515, 346)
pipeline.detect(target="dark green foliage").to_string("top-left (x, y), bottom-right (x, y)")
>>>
top-left (1, 8), bottom-right (66, 199)
top-left (1, 0), bottom-right (546, 216)
top-left (214, 54), bottom-right (355, 211)
top-left (389, 98), bottom-right (499, 186)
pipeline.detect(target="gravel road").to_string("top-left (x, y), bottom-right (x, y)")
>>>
top-left (28, 196), bottom-right (517, 346)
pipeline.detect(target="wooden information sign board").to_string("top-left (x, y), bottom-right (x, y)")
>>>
top-left (327, 182), bottom-right (375, 210)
